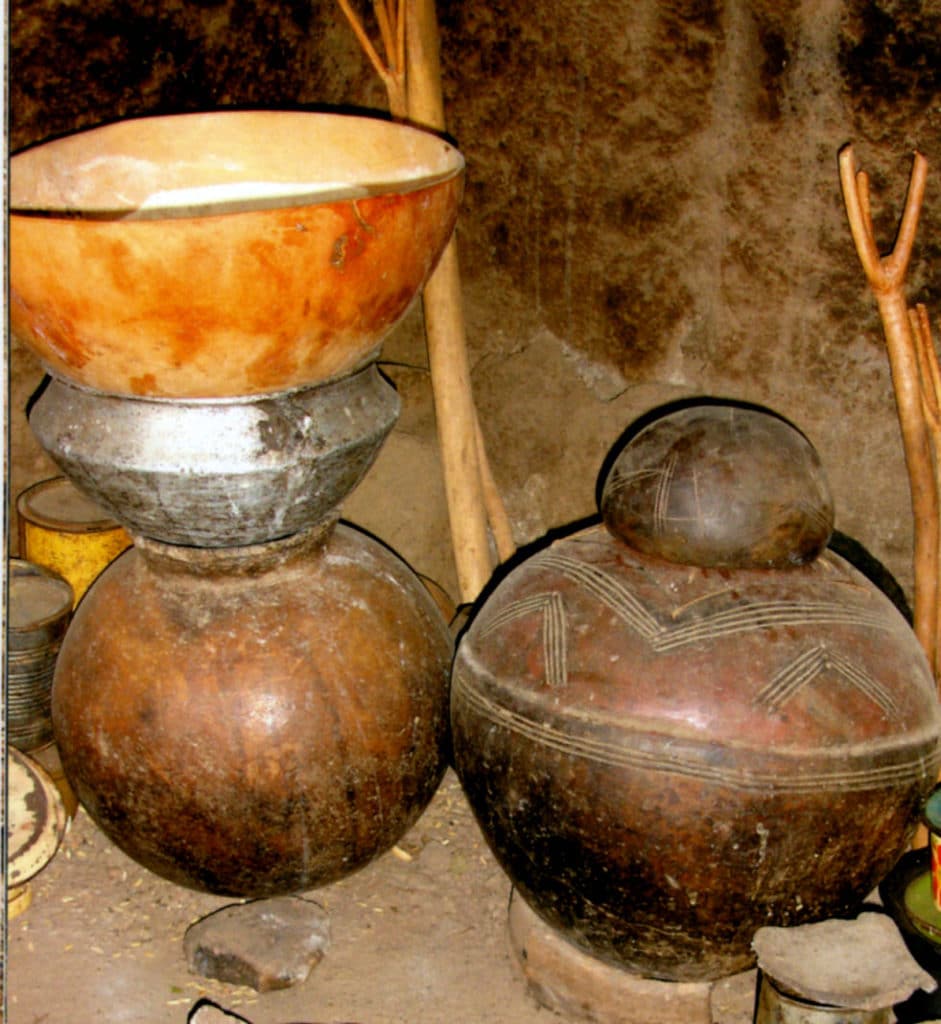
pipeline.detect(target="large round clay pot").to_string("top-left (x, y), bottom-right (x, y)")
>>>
top-left (10, 111), bottom-right (463, 398)
top-left (52, 521), bottom-right (452, 897)
top-left (451, 403), bottom-right (941, 982)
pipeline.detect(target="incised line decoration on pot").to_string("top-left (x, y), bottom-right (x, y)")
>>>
top-left (453, 538), bottom-right (939, 795)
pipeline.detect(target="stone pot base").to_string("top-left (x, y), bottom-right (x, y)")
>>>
top-left (506, 889), bottom-right (755, 1024)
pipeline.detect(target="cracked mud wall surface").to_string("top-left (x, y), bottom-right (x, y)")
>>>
top-left (9, 0), bottom-right (941, 601)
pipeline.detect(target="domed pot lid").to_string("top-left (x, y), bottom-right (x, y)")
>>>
top-left (600, 402), bottom-right (834, 569)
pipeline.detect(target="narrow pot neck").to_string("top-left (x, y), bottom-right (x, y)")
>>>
top-left (134, 516), bottom-right (338, 581)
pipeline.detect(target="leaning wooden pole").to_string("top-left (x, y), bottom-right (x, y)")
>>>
top-left (336, 0), bottom-right (513, 602)
top-left (404, 0), bottom-right (495, 602)
top-left (911, 304), bottom-right (941, 680)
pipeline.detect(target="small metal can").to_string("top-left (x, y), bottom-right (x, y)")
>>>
top-left (7, 559), bottom-right (74, 750)
top-left (756, 974), bottom-right (891, 1024)
top-left (17, 476), bottom-right (131, 605)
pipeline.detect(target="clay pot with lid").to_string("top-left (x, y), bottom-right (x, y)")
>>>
top-left (52, 520), bottom-right (452, 897)
top-left (451, 403), bottom-right (941, 981)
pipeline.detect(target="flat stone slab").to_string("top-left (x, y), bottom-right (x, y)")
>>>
top-left (752, 911), bottom-right (935, 1010)
top-left (184, 896), bottom-right (331, 993)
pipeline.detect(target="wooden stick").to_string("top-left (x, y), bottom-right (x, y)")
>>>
top-left (476, 412), bottom-right (516, 563)
top-left (337, 0), bottom-right (515, 600)
top-left (336, 0), bottom-right (407, 117)
top-left (402, 0), bottom-right (445, 127)
top-left (911, 304), bottom-right (941, 681)
top-left (372, 1), bottom-right (397, 67)
top-left (418, 237), bottom-right (493, 601)
top-left (839, 146), bottom-right (938, 677)
top-left (404, 0), bottom-right (509, 601)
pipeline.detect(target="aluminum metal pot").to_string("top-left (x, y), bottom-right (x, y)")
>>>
top-left (29, 364), bottom-right (399, 547)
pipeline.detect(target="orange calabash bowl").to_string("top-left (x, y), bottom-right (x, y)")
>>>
top-left (10, 111), bottom-right (464, 398)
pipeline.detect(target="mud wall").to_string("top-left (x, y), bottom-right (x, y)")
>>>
top-left (9, 0), bottom-right (941, 602)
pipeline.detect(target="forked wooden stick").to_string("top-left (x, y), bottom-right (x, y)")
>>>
top-left (335, 0), bottom-right (407, 117)
top-left (839, 145), bottom-right (938, 681)
top-left (337, 0), bottom-right (515, 601)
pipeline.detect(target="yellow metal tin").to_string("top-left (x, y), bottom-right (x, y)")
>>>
top-left (17, 476), bottom-right (131, 605)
